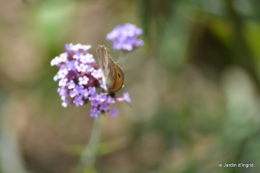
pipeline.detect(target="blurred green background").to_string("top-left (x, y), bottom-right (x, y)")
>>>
top-left (1, 0), bottom-right (260, 173)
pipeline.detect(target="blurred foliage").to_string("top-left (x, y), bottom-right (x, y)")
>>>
top-left (1, 0), bottom-right (260, 173)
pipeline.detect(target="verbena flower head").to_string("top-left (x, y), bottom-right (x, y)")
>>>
top-left (51, 43), bottom-right (131, 118)
top-left (107, 23), bottom-right (144, 51)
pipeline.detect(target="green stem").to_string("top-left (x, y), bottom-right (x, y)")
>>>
top-left (80, 116), bottom-right (104, 171)
top-left (118, 51), bottom-right (128, 68)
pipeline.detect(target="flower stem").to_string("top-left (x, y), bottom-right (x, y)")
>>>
top-left (118, 51), bottom-right (128, 68)
top-left (80, 115), bottom-right (104, 171)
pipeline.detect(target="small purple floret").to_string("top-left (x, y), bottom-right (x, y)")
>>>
top-left (110, 107), bottom-right (119, 117)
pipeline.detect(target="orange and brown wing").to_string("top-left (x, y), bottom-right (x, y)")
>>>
top-left (109, 63), bottom-right (124, 93)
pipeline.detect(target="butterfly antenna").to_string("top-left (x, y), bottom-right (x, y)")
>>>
top-left (125, 101), bottom-right (133, 108)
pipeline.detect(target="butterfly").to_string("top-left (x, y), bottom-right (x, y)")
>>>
top-left (96, 45), bottom-right (124, 93)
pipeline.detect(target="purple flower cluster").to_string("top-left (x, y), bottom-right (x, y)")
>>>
top-left (51, 43), bottom-right (131, 118)
top-left (107, 23), bottom-right (144, 51)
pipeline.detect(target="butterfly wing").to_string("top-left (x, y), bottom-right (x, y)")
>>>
top-left (109, 62), bottom-right (124, 93)
top-left (96, 45), bottom-right (116, 91)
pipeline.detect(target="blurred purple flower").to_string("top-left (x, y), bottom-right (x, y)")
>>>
top-left (51, 43), bottom-right (131, 117)
top-left (110, 107), bottom-right (119, 117)
top-left (107, 23), bottom-right (144, 51)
